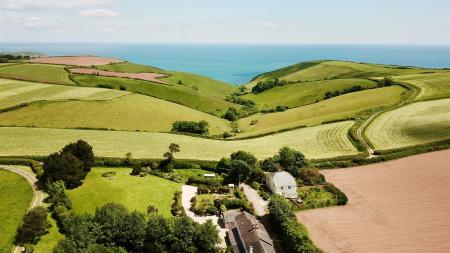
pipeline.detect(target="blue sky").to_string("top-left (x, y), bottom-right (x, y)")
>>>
top-left (1, 0), bottom-right (449, 44)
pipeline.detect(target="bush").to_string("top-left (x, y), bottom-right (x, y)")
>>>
top-left (171, 191), bottom-right (184, 216)
top-left (101, 171), bottom-right (116, 178)
top-left (171, 120), bottom-right (209, 135)
top-left (96, 83), bottom-right (115, 89)
top-left (251, 78), bottom-right (287, 94)
top-left (323, 183), bottom-right (348, 205)
top-left (47, 180), bottom-right (72, 210)
top-left (0, 158), bottom-right (43, 178)
top-left (187, 175), bottom-right (221, 187)
top-left (119, 85), bottom-right (126, 91)
top-left (298, 168), bottom-right (325, 186)
top-left (324, 85), bottom-right (364, 100)
top-left (15, 207), bottom-right (51, 246)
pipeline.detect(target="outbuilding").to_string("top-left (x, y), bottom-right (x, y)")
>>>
top-left (266, 171), bottom-right (297, 199)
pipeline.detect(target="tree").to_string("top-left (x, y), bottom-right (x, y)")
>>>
top-left (195, 220), bottom-right (220, 253)
top-left (298, 168), bottom-right (325, 186)
top-left (118, 211), bottom-right (146, 252)
top-left (163, 143), bottom-right (180, 161)
top-left (261, 157), bottom-right (278, 172)
top-left (278, 146), bottom-right (307, 177)
top-left (229, 159), bottom-right (252, 185)
top-left (41, 151), bottom-right (84, 189)
top-left (223, 107), bottom-right (240, 121)
top-left (62, 140), bottom-right (94, 176)
top-left (230, 150), bottom-right (257, 167)
top-left (145, 214), bottom-right (174, 252)
top-left (64, 214), bottom-right (99, 248)
top-left (171, 216), bottom-right (197, 253)
top-left (47, 180), bottom-right (72, 210)
top-left (15, 207), bottom-right (51, 245)
top-left (216, 157), bottom-right (232, 174)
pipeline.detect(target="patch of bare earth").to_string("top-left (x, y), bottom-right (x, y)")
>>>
top-left (28, 56), bottom-right (123, 66)
top-left (297, 150), bottom-right (450, 253)
top-left (69, 68), bottom-right (168, 84)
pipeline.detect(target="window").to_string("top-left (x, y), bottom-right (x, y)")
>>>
top-left (281, 186), bottom-right (284, 190)
top-left (288, 186), bottom-right (291, 190)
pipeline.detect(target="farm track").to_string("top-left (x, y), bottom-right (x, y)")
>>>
top-left (0, 166), bottom-right (44, 253)
top-left (356, 83), bottom-right (419, 156)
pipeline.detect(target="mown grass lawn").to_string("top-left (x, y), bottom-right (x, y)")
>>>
top-left (0, 64), bottom-right (74, 85)
top-left (0, 169), bottom-right (33, 253)
top-left (68, 167), bottom-right (181, 216)
top-left (394, 72), bottom-right (450, 101)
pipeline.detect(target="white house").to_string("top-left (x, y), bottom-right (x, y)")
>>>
top-left (266, 171), bottom-right (297, 199)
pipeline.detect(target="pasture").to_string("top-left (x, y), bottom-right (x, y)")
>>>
top-left (68, 167), bottom-right (181, 216)
top-left (71, 74), bottom-right (237, 116)
top-left (70, 68), bottom-right (168, 84)
top-left (394, 72), bottom-right (450, 101)
top-left (0, 94), bottom-right (231, 135)
top-left (243, 78), bottom-right (377, 108)
top-left (0, 169), bottom-right (33, 253)
top-left (238, 86), bottom-right (406, 137)
top-left (246, 60), bottom-right (444, 88)
top-left (366, 98), bottom-right (450, 150)
top-left (0, 78), bottom-right (127, 109)
top-left (96, 61), bottom-right (165, 73)
top-left (0, 121), bottom-right (359, 160)
top-left (27, 56), bottom-right (123, 66)
top-left (0, 64), bottom-right (74, 85)
top-left (297, 150), bottom-right (450, 253)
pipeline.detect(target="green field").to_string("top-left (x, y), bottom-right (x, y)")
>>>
top-left (366, 98), bottom-right (450, 150)
top-left (0, 169), bottom-right (33, 253)
top-left (0, 122), bottom-right (358, 160)
top-left (246, 60), bottom-right (444, 88)
top-left (0, 64), bottom-right (74, 85)
top-left (238, 86), bottom-right (406, 137)
top-left (394, 73), bottom-right (450, 101)
top-left (243, 78), bottom-right (377, 109)
top-left (95, 61), bottom-right (164, 73)
top-left (68, 167), bottom-right (181, 216)
top-left (0, 78), bottom-right (127, 109)
top-left (71, 74), bottom-right (237, 116)
top-left (0, 93), bottom-right (231, 135)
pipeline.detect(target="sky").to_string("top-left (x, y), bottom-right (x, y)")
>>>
top-left (1, 0), bottom-right (449, 44)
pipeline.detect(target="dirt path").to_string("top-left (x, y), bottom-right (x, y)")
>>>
top-left (181, 185), bottom-right (227, 248)
top-left (240, 183), bottom-right (267, 216)
top-left (0, 165), bottom-right (44, 253)
top-left (297, 149), bottom-right (450, 253)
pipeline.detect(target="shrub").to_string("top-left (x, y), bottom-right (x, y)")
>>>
top-left (323, 183), bottom-right (348, 205)
top-left (223, 107), bottom-right (240, 121)
top-left (119, 85), bottom-right (126, 91)
top-left (15, 207), bottom-right (51, 246)
top-left (171, 120), bottom-right (209, 135)
top-left (324, 85), bottom-right (364, 100)
top-left (298, 168), bottom-right (325, 186)
top-left (101, 171), bottom-right (116, 178)
top-left (47, 180), bottom-right (72, 210)
top-left (171, 191), bottom-right (184, 216)
top-left (187, 175), bottom-right (221, 187)
top-left (251, 78), bottom-right (287, 94)
top-left (96, 83), bottom-right (115, 89)
top-left (225, 93), bottom-right (255, 107)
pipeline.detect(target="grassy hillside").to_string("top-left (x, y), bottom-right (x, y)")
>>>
top-left (0, 94), bottom-right (231, 135)
top-left (0, 78), bottom-right (126, 109)
top-left (0, 122), bottom-right (359, 160)
top-left (95, 61), bottom-right (164, 73)
top-left (0, 169), bottom-right (33, 253)
top-left (366, 98), bottom-right (450, 150)
top-left (0, 64), bottom-right (74, 85)
top-left (237, 86), bottom-right (406, 137)
top-left (394, 73), bottom-right (450, 101)
top-left (243, 78), bottom-right (377, 109)
top-left (68, 167), bottom-right (181, 216)
top-left (246, 60), bottom-right (446, 88)
top-left (71, 74), bottom-right (237, 116)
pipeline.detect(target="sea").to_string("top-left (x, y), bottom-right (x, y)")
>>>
top-left (1, 43), bottom-right (449, 85)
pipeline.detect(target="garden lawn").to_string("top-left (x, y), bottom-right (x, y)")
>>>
top-left (33, 215), bottom-right (64, 253)
top-left (365, 98), bottom-right (450, 150)
top-left (68, 167), bottom-right (181, 216)
top-left (238, 86), bottom-right (406, 137)
top-left (0, 64), bottom-right (74, 85)
top-left (0, 121), bottom-right (359, 160)
top-left (0, 169), bottom-right (33, 253)
top-left (174, 169), bottom-right (215, 182)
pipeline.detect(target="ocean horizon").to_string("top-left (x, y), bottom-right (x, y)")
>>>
top-left (1, 43), bottom-right (449, 85)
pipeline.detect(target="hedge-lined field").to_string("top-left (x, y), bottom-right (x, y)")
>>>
top-left (394, 72), bottom-right (450, 101)
top-left (0, 169), bottom-right (33, 253)
top-left (0, 122), bottom-right (358, 160)
top-left (68, 167), bottom-right (181, 216)
top-left (238, 86), bottom-right (406, 137)
top-left (0, 93), bottom-right (231, 135)
top-left (366, 98), bottom-right (450, 150)
top-left (0, 64), bottom-right (74, 85)
top-left (243, 78), bottom-right (377, 109)
top-left (0, 78), bottom-right (127, 109)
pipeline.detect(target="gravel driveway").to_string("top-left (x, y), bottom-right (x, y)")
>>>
top-left (240, 183), bottom-right (268, 216)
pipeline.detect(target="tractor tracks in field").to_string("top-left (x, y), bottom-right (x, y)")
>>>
top-left (356, 83), bottom-right (419, 157)
top-left (0, 165), bottom-right (44, 253)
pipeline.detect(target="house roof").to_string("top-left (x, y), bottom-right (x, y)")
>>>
top-left (226, 211), bottom-right (276, 253)
top-left (267, 171), bottom-right (296, 187)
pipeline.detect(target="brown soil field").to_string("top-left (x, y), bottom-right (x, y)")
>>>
top-left (69, 68), bottom-right (168, 84)
top-left (28, 56), bottom-right (123, 66)
top-left (297, 149), bottom-right (450, 253)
